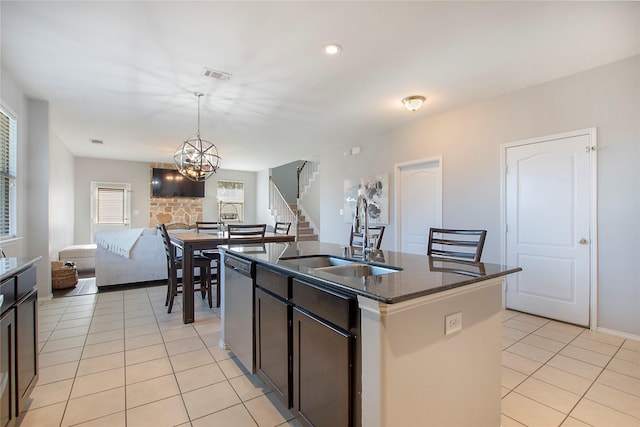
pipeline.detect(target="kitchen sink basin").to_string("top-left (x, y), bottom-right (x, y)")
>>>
top-left (314, 263), bottom-right (400, 277)
top-left (280, 255), bottom-right (354, 269)
top-left (280, 255), bottom-right (401, 278)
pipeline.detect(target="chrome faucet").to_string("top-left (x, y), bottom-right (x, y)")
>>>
top-left (353, 195), bottom-right (372, 255)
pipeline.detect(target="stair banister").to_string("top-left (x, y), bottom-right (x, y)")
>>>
top-left (269, 176), bottom-right (298, 239)
top-left (296, 161), bottom-right (308, 199)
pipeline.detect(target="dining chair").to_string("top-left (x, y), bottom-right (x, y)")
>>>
top-left (158, 223), bottom-right (213, 313)
top-left (428, 257), bottom-right (487, 277)
top-left (195, 221), bottom-right (224, 233)
top-left (195, 221), bottom-right (223, 307)
top-left (165, 222), bottom-right (191, 231)
top-left (350, 225), bottom-right (386, 250)
top-left (427, 228), bottom-right (487, 263)
top-left (274, 221), bottom-right (292, 235)
top-left (227, 224), bottom-right (267, 245)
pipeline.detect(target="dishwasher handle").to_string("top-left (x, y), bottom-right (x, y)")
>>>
top-left (224, 256), bottom-right (253, 277)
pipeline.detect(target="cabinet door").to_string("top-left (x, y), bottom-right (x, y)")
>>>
top-left (16, 290), bottom-right (37, 414)
top-left (255, 287), bottom-right (291, 408)
top-left (0, 310), bottom-right (15, 427)
top-left (293, 308), bottom-right (352, 427)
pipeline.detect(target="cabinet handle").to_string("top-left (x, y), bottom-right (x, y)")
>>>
top-left (0, 294), bottom-right (4, 310)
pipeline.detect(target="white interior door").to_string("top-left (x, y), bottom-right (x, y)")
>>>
top-left (504, 131), bottom-right (595, 326)
top-left (396, 159), bottom-right (442, 254)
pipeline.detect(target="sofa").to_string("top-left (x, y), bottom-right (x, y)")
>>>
top-left (95, 227), bottom-right (169, 287)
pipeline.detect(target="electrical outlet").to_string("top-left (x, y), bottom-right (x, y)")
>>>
top-left (445, 312), bottom-right (462, 335)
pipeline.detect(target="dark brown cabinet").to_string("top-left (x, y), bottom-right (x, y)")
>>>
top-left (15, 289), bottom-right (37, 413)
top-left (255, 265), bottom-right (291, 409)
top-left (255, 287), bottom-right (291, 407)
top-left (291, 278), bottom-right (356, 427)
top-left (0, 264), bottom-right (38, 427)
top-left (254, 262), bottom-right (359, 427)
top-left (0, 308), bottom-right (15, 427)
top-left (292, 307), bottom-right (352, 427)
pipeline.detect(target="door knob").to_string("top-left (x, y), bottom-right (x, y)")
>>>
top-left (579, 238), bottom-right (589, 245)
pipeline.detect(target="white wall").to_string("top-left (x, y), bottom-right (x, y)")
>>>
top-left (74, 157), bottom-right (153, 244)
top-left (271, 160), bottom-right (304, 204)
top-left (27, 99), bottom-right (51, 297)
top-left (1, 67), bottom-right (52, 297)
top-left (49, 131), bottom-right (75, 262)
top-left (255, 169), bottom-right (273, 226)
top-left (319, 55), bottom-right (640, 336)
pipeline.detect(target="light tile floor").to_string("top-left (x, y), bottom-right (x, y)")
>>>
top-left (19, 285), bottom-right (640, 427)
top-left (501, 310), bottom-right (640, 427)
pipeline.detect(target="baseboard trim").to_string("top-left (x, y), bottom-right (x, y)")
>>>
top-left (596, 326), bottom-right (640, 342)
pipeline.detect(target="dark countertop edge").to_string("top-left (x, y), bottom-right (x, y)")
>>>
top-left (220, 247), bottom-right (522, 304)
top-left (0, 257), bottom-right (43, 282)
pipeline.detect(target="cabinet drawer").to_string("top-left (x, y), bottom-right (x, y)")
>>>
top-left (0, 277), bottom-right (15, 314)
top-left (16, 266), bottom-right (37, 301)
top-left (256, 265), bottom-right (290, 300)
top-left (292, 279), bottom-right (353, 331)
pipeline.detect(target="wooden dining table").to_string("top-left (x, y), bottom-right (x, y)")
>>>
top-left (169, 231), bottom-right (295, 323)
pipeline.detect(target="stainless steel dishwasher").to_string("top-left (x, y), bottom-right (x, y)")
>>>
top-left (223, 253), bottom-right (255, 373)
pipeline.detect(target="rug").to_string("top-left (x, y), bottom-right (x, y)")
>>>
top-left (53, 277), bottom-right (98, 297)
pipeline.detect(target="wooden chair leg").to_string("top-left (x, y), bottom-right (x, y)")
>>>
top-left (215, 262), bottom-right (220, 308)
top-left (165, 279), bottom-right (171, 307)
top-left (167, 277), bottom-right (176, 313)
top-left (207, 265), bottom-right (213, 308)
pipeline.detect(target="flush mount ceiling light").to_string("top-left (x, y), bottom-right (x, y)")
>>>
top-left (402, 95), bottom-right (426, 112)
top-left (174, 92), bottom-right (221, 182)
top-left (323, 43), bottom-right (342, 55)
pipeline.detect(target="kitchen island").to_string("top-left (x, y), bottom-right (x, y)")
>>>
top-left (219, 241), bottom-right (521, 427)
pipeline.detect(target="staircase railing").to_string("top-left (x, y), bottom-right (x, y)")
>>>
top-left (269, 176), bottom-right (298, 238)
top-left (297, 160), bottom-right (319, 199)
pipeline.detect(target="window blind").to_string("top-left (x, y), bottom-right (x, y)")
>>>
top-left (97, 187), bottom-right (125, 224)
top-left (0, 108), bottom-right (17, 238)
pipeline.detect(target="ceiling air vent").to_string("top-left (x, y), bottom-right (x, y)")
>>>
top-left (90, 139), bottom-right (104, 144)
top-left (202, 68), bottom-right (232, 81)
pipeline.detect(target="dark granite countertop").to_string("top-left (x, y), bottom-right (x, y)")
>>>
top-left (0, 257), bottom-right (42, 282)
top-left (221, 241), bottom-right (521, 304)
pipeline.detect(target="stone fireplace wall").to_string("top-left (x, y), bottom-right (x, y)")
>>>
top-left (148, 163), bottom-right (203, 228)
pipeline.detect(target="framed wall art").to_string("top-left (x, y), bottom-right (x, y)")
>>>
top-left (343, 173), bottom-right (389, 225)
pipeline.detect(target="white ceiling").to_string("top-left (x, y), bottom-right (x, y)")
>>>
top-left (1, 1), bottom-right (638, 171)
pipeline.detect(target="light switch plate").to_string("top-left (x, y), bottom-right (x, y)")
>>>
top-left (445, 312), bottom-right (462, 335)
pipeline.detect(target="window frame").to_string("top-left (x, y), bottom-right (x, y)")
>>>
top-left (216, 180), bottom-right (245, 223)
top-left (0, 104), bottom-right (18, 241)
top-left (90, 182), bottom-right (132, 235)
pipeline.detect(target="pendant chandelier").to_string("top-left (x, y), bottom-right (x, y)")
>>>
top-left (174, 92), bottom-right (221, 181)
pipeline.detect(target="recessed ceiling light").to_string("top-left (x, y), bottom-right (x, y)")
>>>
top-left (323, 44), bottom-right (342, 55)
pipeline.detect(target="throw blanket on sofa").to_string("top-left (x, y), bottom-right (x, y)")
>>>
top-left (94, 228), bottom-right (145, 258)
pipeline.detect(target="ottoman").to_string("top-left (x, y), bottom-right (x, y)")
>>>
top-left (58, 244), bottom-right (97, 271)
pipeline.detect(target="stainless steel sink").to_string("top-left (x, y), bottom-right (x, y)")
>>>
top-left (280, 255), bottom-right (401, 278)
top-left (280, 255), bottom-right (354, 269)
top-left (314, 263), bottom-right (400, 277)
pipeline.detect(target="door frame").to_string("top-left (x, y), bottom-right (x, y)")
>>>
top-left (90, 181), bottom-right (132, 240)
top-left (500, 128), bottom-right (598, 329)
top-left (394, 156), bottom-right (443, 252)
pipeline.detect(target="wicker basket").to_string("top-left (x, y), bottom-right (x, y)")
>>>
top-left (51, 261), bottom-right (78, 289)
